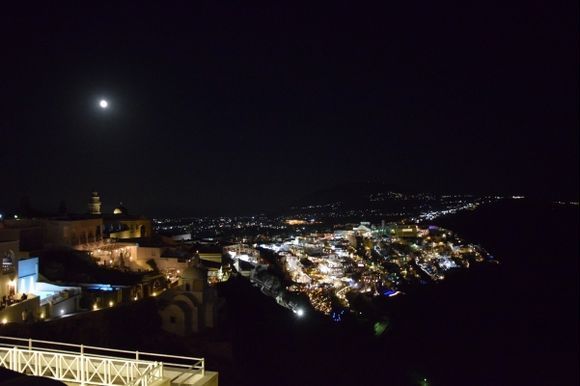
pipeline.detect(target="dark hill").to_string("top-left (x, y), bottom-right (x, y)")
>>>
top-left (290, 181), bottom-right (405, 208)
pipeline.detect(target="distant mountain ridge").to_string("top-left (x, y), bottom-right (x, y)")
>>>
top-left (290, 182), bottom-right (409, 208)
top-left (283, 181), bottom-right (490, 220)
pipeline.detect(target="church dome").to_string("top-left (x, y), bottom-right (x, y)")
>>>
top-left (113, 203), bottom-right (128, 215)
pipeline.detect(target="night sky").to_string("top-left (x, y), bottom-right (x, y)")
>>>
top-left (1, 2), bottom-right (577, 216)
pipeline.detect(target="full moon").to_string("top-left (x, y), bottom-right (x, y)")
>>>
top-left (99, 99), bottom-right (109, 108)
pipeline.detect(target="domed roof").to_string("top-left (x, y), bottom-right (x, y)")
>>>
top-left (113, 203), bottom-right (128, 215)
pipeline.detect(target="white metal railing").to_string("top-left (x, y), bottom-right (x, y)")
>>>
top-left (0, 336), bottom-right (205, 385)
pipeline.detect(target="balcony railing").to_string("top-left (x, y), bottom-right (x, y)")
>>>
top-left (0, 335), bottom-right (205, 385)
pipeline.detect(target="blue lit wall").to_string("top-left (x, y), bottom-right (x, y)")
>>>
top-left (17, 257), bottom-right (39, 294)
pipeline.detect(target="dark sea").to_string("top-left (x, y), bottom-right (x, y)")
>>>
top-left (219, 199), bottom-right (579, 386)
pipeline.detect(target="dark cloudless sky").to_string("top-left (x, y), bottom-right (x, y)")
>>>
top-left (0, 2), bottom-right (577, 216)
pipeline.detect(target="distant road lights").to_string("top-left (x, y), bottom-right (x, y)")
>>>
top-left (109, 300), bottom-right (114, 307)
top-left (99, 99), bottom-right (109, 109)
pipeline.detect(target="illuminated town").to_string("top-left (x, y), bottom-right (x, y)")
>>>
top-left (0, 191), bottom-right (501, 328)
top-left (149, 193), bottom-right (503, 323)
top-left (226, 221), bottom-right (497, 319)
